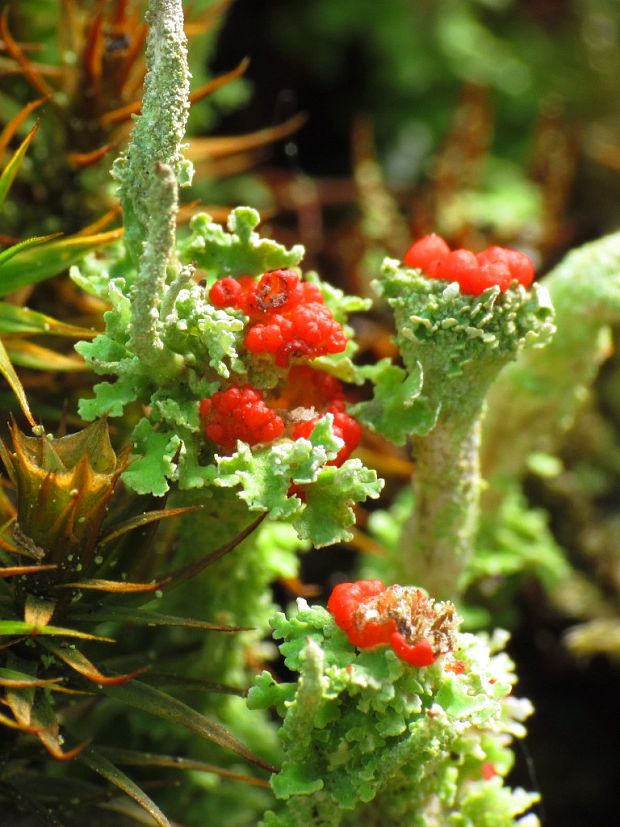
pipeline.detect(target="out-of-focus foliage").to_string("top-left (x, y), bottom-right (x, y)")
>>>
top-left (270, 0), bottom-right (619, 182)
top-left (237, 0), bottom-right (617, 276)
top-left (0, 0), bottom-right (250, 236)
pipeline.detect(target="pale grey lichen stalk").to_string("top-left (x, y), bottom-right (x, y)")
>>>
top-left (112, 0), bottom-right (191, 372)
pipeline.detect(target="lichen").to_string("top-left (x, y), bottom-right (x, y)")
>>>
top-left (249, 601), bottom-right (539, 827)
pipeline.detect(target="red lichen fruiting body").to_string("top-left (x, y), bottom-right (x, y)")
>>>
top-left (402, 235), bottom-right (536, 295)
top-left (252, 269), bottom-right (303, 315)
top-left (209, 271), bottom-right (349, 366)
top-left (209, 276), bottom-right (244, 308)
top-left (432, 249), bottom-right (481, 293)
top-left (476, 246), bottom-right (534, 289)
top-left (481, 762), bottom-right (497, 781)
top-left (293, 407), bottom-right (362, 467)
top-left (200, 384), bottom-right (284, 451)
top-left (271, 365), bottom-right (346, 411)
top-left (403, 234), bottom-right (451, 271)
top-left (328, 580), bottom-right (396, 649)
top-left (328, 580), bottom-right (386, 633)
top-left (390, 631), bottom-right (436, 667)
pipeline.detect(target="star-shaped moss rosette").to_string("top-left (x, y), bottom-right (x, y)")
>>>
top-left (356, 243), bottom-right (555, 599)
top-left (0, 419), bottom-right (124, 579)
top-left (248, 599), bottom-right (539, 827)
top-left (0, 418), bottom-right (274, 824)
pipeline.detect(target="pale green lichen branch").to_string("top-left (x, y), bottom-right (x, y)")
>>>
top-left (271, 637), bottom-right (327, 801)
top-left (482, 232), bottom-right (620, 494)
top-left (113, 0), bottom-right (191, 254)
top-left (408, 413), bottom-right (483, 601)
top-left (128, 161), bottom-right (184, 371)
top-left (112, 0), bottom-right (191, 373)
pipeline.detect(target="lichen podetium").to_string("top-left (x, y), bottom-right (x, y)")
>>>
top-left (113, 0), bottom-right (192, 376)
top-left (356, 245), bottom-right (555, 599)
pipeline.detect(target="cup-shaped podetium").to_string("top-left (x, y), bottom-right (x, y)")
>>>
top-left (0, 419), bottom-right (126, 578)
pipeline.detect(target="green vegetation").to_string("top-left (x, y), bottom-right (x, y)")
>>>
top-left (1, 1), bottom-right (619, 825)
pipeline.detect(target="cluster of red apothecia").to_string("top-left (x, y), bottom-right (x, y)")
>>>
top-left (199, 366), bottom-right (361, 461)
top-left (403, 234), bottom-right (535, 295)
top-left (209, 269), bottom-right (348, 367)
top-left (199, 385), bottom-right (285, 451)
top-left (328, 580), bottom-right (460, 668)
top-left (201, 270), bottom-right (362, 461)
